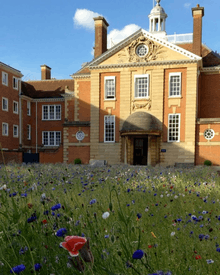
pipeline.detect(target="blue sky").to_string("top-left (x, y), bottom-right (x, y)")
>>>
top-left (0, 0), bottom-right (219, 81)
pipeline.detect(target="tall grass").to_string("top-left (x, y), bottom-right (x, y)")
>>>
top-left (0, 159), bottom-right (219, 274)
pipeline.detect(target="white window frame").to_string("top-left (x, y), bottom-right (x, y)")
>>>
top-left (27, 124), bottom-right (31, 140)
top-left (2, 122), bottom-right (8, 136)
top-left (2, 97), bottom-right (8, 111)
top-left (134, 74), bottom-right (150, 99)
top-left (2, 72), bottom-right (8, 86)
top-left (42, 131), bottom-right (61, 146)
top-left (13, 77), bottom-right (18, 90)
top-left (169, 72), bottom-right (182, 97)
top-left (27, 101), bottom-right (31, 116)
top-left (104, 115), bottom-right (115, 143)
top-left (167, 114), bottom-right (181, 142)
top-left (104, 76), bottom-right (116, 100)
top-left (13, 125), bottom-right (19, 138)
top-left (42, 105), bottom-right (61, 120)
top-left (13, 101), bottom-right (18, 114)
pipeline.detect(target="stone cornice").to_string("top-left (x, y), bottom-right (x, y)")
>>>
top-left (201, 67), bottom-right (220, 73)
top-left (197, 118), bottom-right (220, 124)
top-left (0, 62), bottom-right (23, 77)
top-left (71, 74), bottom-right (91, 79)
top-left (89, 59), bottom-right (198, 70)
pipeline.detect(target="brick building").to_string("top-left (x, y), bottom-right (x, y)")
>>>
top-left (1, 1), bottom-right (220, 166)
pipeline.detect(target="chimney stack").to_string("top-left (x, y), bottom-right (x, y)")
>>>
top-left (192, 4), bottom-right (204, 57)
top-left (41, 65), bottom-right (51, 80)
top-left (93, 16), bottom-right (109, 59)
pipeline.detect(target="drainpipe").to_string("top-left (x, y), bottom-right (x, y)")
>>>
top-left (19, 79), bottom-right (22, 146)
top-left (36, 101), bottom-right (37, 153)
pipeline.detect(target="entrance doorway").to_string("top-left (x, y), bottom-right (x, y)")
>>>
top-left (133, 138), bottom-right (148, 165)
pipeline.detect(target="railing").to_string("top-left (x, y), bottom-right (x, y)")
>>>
top-left (166, 33), bottom-right (193, 43)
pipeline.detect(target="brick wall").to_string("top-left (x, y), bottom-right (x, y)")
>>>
top-left (199, 73), bottom-right (220, 118)
top-left (0, 68), bottom-right (20, 150)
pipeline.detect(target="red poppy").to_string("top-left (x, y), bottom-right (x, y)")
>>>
top-left (60, 236), bottom-right (87, 257)
top-left (27, 203), bottom-right (33, 209)
top-left (195, 255), bottom-right (201, 260)
top-left (42, 219), bottom-right (48, 224)
top-left (148, 245), bottom-right (152, 248)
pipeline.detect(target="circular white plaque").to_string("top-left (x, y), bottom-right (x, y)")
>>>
top-left (76, 131), bottom-right (85, 141)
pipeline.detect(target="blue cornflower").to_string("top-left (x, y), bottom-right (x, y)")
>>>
top-left (51, 203), bottom-right (61, 211)
top-left (104, 235), bottom-right (109, 238)
top-left (34, 263), bottom-right (42, 271)
top-left (89, 199), bottom-right (97, 205)
top-left (127, 189), bottom-right (131, 193)
top-left (21, 193), bottom-right (27, 197)
top-left (137, 213), bottom-right (142, 219)
top-left (10, 264), bottom-right (26, 274)
top-left (27, 213), bottom-right (37, 223)
top-left (199, 234), bottom-right (205, 239)
top-left (177, 219), bottom-right (182, 222)
top-left (43, 210), bottom-right (49, 215)
top-left (127, 204), bottom-right (130, 207)
top-left (132, 249), bottom-right (144, 259)
top-left (132, 200), bottom-right (135, 204)
top-left (55, 228), bottom-right (67, 237)
top-left (154, 193), bottom-right (157, 196)
top-left (216, 248), bottom-right (220, 252)
top-left (9, 192), bottom-right (17, 197)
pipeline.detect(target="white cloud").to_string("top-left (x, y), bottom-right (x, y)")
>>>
top-left (73, 9), bottom-right (103, 31)
top-left (107, 24), bottom-right (140, 49)
top-left (184, 3), bottom-right (191, 8)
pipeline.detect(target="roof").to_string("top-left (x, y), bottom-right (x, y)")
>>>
top-left (121, 111), bottom-right (161, 133)
top-left (177, 43), bottom-right (220, 67)
top-left (21, 79), bottom-right (74, 99)
top-left (0, 61), bottom-right (23, 77)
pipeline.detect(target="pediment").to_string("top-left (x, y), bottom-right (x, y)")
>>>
top-left (89, 29), bottom-right (201, 68)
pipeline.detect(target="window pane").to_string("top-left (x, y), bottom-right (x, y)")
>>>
top-left (170, 75), bottom-right (181, 96)
top-left (168, 114), bottom-right (180, 142)
top-left (56, 105), bottom-right (61, 119)
top-left (135, 77), bottom-right (148, 98)
top-left (105, 116), bottom-right (114, 142)
top-left (43, 106), bottom-right (48, 119)
top-left (43, 132), bottom-right (48, 145)
top-left (56, 132), bottom-right (61, 145)
top-left (50, 106), bottom-right (54, 120)
top-left (106, 79), bottom-right (115, 98)
top-left (50, 132), bottom-right (54, 145)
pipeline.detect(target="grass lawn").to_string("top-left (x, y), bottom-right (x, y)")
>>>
top-left (0, 162), bottom-right (219, 275)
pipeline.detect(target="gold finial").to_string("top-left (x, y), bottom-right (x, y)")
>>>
top-left (156, 0), bottom-right (161, 5)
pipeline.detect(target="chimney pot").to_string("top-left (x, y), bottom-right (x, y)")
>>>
top-left (40, 65), bottom-right (51, 80)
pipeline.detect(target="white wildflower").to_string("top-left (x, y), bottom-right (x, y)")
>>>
top-left (102, 212), bottom-right (110, 219)
top-left (171, 232), bottom-right (175, 236)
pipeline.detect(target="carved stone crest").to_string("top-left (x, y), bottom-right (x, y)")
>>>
top-left (128, 35), bottom-right (163, 63)
top-left (117, 35), bottom-right (164, 63)
top-left (132, 99), bottom-right (151, 111)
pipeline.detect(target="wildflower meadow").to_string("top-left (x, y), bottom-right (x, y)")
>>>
top-left (0, 161), bottom-right (220, 275)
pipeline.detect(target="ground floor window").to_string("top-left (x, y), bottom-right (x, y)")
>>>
top-left (42, 131), bottom-right (61, 146)
top-left (104, 115), bottom-right (115, 142)
top-left (168, 114), bottom-right (180, 142)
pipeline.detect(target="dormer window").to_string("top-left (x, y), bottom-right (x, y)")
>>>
top-left (104, 76), bottom-right (115, 100)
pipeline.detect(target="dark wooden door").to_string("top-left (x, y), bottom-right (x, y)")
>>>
top-left (133, 138), bottom-right (148, 165)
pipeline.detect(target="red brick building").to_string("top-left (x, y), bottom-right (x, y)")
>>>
top-left (1, 2), bottom-right (220, 167)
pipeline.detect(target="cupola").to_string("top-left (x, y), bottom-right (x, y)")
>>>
top-left (148, 0), bottom-right (167, 38)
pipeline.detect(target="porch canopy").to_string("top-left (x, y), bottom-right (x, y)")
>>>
top-left (120, 111), bottom-right (162, 135)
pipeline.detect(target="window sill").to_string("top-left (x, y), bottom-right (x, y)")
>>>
top-left (168, 96), bottom-right (182, 99)
top-left (133, 97), bottom-right (150, 101)
top-left (104, 99), bottom-right (116, 101)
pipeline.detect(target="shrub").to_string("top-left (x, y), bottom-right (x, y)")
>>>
top-left (204, 160), bottom-right (212, 166)
top-left (74, 158), bottom-right (82, 164)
